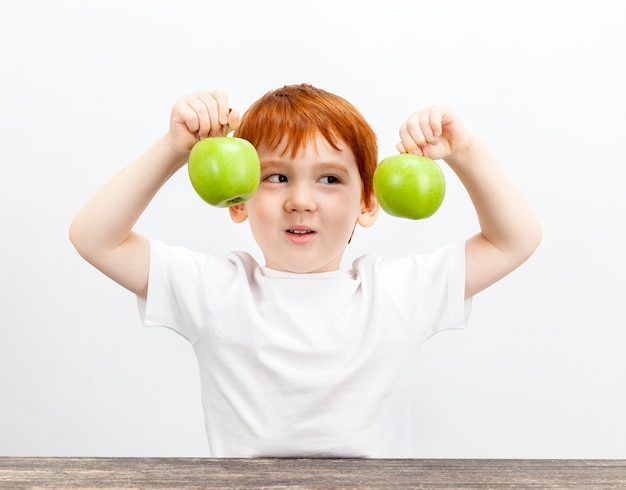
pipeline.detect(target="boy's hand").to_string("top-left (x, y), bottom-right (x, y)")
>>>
top-left (167, 90), bottom-right (241, 155)
top-left (397, 107), bottom-right (541, 299)
top-left (397, 106), bottom-right (472, 165)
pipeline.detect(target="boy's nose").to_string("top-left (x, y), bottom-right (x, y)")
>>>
top-left (284, 183), bottom-right (317, 213)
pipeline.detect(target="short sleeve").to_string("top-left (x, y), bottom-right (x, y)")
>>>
top-left (136, 239), bottom-right (243, 343)
top-left (372, 241), bottom-right (471, 338)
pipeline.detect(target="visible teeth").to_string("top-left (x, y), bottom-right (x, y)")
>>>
top-left (290, 230), bottom-right (311, 234)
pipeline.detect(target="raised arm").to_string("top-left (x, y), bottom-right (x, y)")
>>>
top-left (69, 91), bottom-right (239, 298)
top-left (397, 107), bottom-right (541, 298)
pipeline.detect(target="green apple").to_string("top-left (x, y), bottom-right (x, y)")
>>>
top-left (188, 137), bottom-right (261, 207)
top-left (373, 153), bottom-right (446, 219)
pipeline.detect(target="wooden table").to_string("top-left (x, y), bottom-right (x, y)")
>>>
top-left (0, 458), bottom-right (624, 489)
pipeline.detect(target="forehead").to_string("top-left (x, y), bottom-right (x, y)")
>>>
top-left (257, 133), bottom-right (355, 163)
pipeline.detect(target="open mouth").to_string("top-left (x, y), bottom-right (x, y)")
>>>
top-left (285, 227), bottom-right (316, 243)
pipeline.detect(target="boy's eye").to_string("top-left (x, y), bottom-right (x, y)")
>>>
top-left (266, 174), bottom-right (287, 183)
top-left (320, 176), bottom-right (340, 184)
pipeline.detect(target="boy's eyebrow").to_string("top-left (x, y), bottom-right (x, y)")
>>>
top-left (314, 161), bottom-right (351, 174)
top-left (260, 160), bottom-right (351, 173)
top-left (259, 160), bottom-right (286, 171)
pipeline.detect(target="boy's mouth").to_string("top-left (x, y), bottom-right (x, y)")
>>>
top-left (285, 226), bottom-right (316, 243)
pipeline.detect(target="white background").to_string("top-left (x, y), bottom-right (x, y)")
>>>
top-left (1, 0), bottom-right (625, 458)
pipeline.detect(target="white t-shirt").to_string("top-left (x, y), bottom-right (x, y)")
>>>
top-left (138, 239), bottom-right (471, 457)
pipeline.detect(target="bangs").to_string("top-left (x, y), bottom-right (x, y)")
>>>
top-left (235, 89), bottom-right (344, 158)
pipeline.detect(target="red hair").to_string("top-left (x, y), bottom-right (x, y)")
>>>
top-left (234, 84), bottom-right (378, 206)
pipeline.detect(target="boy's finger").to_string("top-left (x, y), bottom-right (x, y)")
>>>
top-left (227, 108), bottom-right (241, 132)
top-left (219, 109), bottom-right (241, 136)
top-left (395, 141), bottom-right (408, 154)
top-left (210, 90), bottom-right (232, 126)
top-left (183, 95), bottom-right (214, 138)
top-left (428, 107), bottom-right (444, 138)
top-left (173, 99), bottom-right (200, 135)
top-left (400, 121), bottom-right (424, 153)
top-left (195, 92), bottom-right (223, 137)
top-left (418, 111), bottom-right (440, 145)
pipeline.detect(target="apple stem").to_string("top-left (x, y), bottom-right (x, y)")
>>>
top-left (221, 108), bottom-right (234, 137)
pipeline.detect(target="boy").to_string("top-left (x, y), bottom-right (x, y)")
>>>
top-left (69, 84), bottom-right (541, 457)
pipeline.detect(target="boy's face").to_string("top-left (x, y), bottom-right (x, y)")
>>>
top-left (230, 135), bottom-right (378, 273)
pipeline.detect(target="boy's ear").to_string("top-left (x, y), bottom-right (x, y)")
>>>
top-left (229, 203), bottom-right (248, 223)
top-left (357, 193), bottom-right (379, 228)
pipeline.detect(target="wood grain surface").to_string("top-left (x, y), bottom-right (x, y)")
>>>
top-left (0, 457), bottom-right (624, 489)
